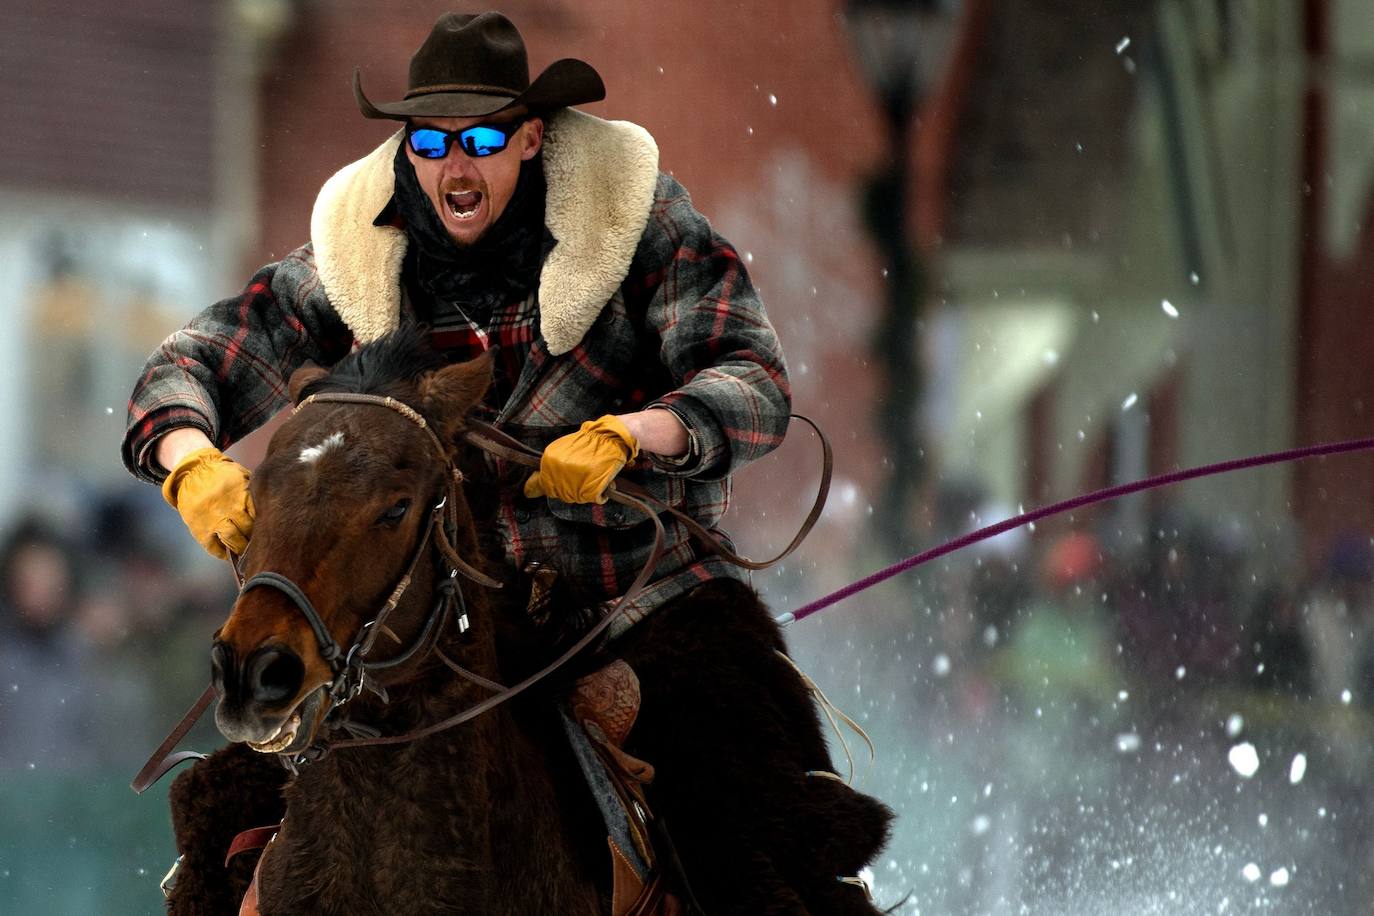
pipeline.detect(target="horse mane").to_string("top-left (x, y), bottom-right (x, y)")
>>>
top-left (298, 324), bottom-right (447, 401)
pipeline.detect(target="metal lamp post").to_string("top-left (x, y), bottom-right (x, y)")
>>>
top-left (845, 0), bottom-right (951, 560)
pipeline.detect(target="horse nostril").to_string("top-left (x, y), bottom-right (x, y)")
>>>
top-left (211, 641), bottom-right (234, 696)
top-left (248, 646), bottom-right (305, 706)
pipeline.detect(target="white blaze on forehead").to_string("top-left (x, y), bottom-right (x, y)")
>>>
top-left (299, 431), bottom-right (346, 464)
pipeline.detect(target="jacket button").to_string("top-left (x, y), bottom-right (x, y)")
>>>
top-left (609, 508), bottom-right (626, 524)
top-left (515, 509), bottom-right (531, 524)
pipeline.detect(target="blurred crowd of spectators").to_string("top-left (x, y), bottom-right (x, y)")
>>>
top-left (912, 477), bottom-right (1374, 719)
top-left (0, 485), bottom-right (236, 774)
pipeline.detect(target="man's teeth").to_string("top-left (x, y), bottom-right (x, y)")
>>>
top-left (249, 713), bottom-right (301, 754)
top-left (445, 192), bottom-right (481, 220)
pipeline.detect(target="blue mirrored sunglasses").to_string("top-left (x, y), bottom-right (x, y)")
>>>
top-left (405, 120), bottom-right (527, 159)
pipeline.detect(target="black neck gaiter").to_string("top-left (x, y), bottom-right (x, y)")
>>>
top-left (391, 140), bottom-right (551, 326)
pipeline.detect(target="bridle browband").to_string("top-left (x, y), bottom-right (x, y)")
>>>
top-left (132, 393), bottom-right (832, 792)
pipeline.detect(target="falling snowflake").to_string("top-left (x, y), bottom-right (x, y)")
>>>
top-left (1228, 743), bottom-right (1260, 778)
top-left (1115, 733), bottom-right (1142, 753)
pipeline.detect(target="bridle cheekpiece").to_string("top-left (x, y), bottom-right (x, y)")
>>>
top-left (235, 391), bottom-right (501, 764)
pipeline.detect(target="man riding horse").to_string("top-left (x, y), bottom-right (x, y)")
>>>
top-left (124, 12), bottom-right (891, 913)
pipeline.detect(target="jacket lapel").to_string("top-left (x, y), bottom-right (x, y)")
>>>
top-left (310, 109), bottom-right (660, 356)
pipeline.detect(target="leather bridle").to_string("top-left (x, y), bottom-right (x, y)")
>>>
top-left (132, 397), bottom-right (831, 792)
top-left (238, 393), bottom-right (502, 724)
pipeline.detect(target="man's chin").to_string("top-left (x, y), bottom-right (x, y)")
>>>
top-left (445, 229), bottom-right (486, 248)
top-left (443, 217), bottom-right (490, 248)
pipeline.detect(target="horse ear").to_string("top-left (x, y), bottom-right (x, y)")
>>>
top-left (288, 362), bottom-right (330, 405)
top-left (418, 353), bottom-right (493, 440)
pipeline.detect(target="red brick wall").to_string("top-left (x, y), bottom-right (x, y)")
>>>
top-left (0, 0), bottom-right (217, 206)
top-left (1293, 0), bottom-right (1374, 573)
top-left (1295, 187), bottom-right (1374, 571)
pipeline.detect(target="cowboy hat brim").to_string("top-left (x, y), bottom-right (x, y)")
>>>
top-left (354, 58), bottom-right (605, 121)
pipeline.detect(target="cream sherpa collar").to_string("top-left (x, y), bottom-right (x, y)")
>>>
top-left (309, 108), bottom-right (660, 355)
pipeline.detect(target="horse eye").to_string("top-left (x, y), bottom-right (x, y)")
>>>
top-left (378, 499), bottom-right (411, 524)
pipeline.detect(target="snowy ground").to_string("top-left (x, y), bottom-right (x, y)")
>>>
top-left (775, 572), bottom-right (1374, 916)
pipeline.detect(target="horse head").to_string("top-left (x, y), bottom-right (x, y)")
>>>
top-left (210, 329), bottom-right (493, 757)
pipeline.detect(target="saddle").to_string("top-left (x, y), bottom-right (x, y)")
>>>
top-left (224, 659), bottom-right (679, 916)
top-left (564, 659), bottom-right (681, 916)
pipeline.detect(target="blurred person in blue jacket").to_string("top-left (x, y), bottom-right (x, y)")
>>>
top-left (0, 516), bottom-right (94, 769)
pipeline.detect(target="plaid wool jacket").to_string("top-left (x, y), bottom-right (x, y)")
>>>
top-left (123, 109), bottom-right (791, 628)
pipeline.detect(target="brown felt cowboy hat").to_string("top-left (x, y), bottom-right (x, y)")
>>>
top-left (353, 11), bottom-right (605, 120)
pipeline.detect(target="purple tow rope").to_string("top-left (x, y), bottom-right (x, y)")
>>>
top-left (780, 435), bottom-right (1374, 626)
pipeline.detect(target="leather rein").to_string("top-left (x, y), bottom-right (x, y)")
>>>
top-left (133, 399), bottom-right (831, 792)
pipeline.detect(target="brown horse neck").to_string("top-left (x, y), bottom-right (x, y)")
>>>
top-left (261, 600), bottom-right (515, 911)
top-left (263, 710), bottom-right (503, 913)
top-left (258, 626), bottom-right (601, 915)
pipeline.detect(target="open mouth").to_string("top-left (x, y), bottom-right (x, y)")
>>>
top-left (247, 688), bottom-right (326, 756)
top-left (249, 712), bottom-right (301, 753)
top-left (444, 190), bottom-right (483, 220)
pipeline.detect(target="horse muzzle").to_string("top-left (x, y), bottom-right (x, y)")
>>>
top-left (212, 641), bottom-right (327, 753)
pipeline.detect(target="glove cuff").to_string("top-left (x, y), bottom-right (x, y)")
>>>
top-left (161, 447), bottom-right (225, 508)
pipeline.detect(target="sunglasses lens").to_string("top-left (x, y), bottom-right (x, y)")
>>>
top-left (458, 126), bottom-right (511, 157)
top-left (408, 129), bottom-right (449, 159)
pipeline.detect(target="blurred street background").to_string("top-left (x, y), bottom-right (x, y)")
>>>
top-left (4, 0), bottom-right (1374, 912)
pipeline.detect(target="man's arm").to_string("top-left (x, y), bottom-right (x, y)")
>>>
top-left (632, 174), bottom-right (791, 479)
top-left (617, 407), bottom-right (688, 459)
top-left (123, 246), bottom-right (353, 483)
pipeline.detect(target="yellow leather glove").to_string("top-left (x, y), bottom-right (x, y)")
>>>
top-left (161, 447), bottom-right (255, 560)
top-left (523, 415), bottom-right (640, 505)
